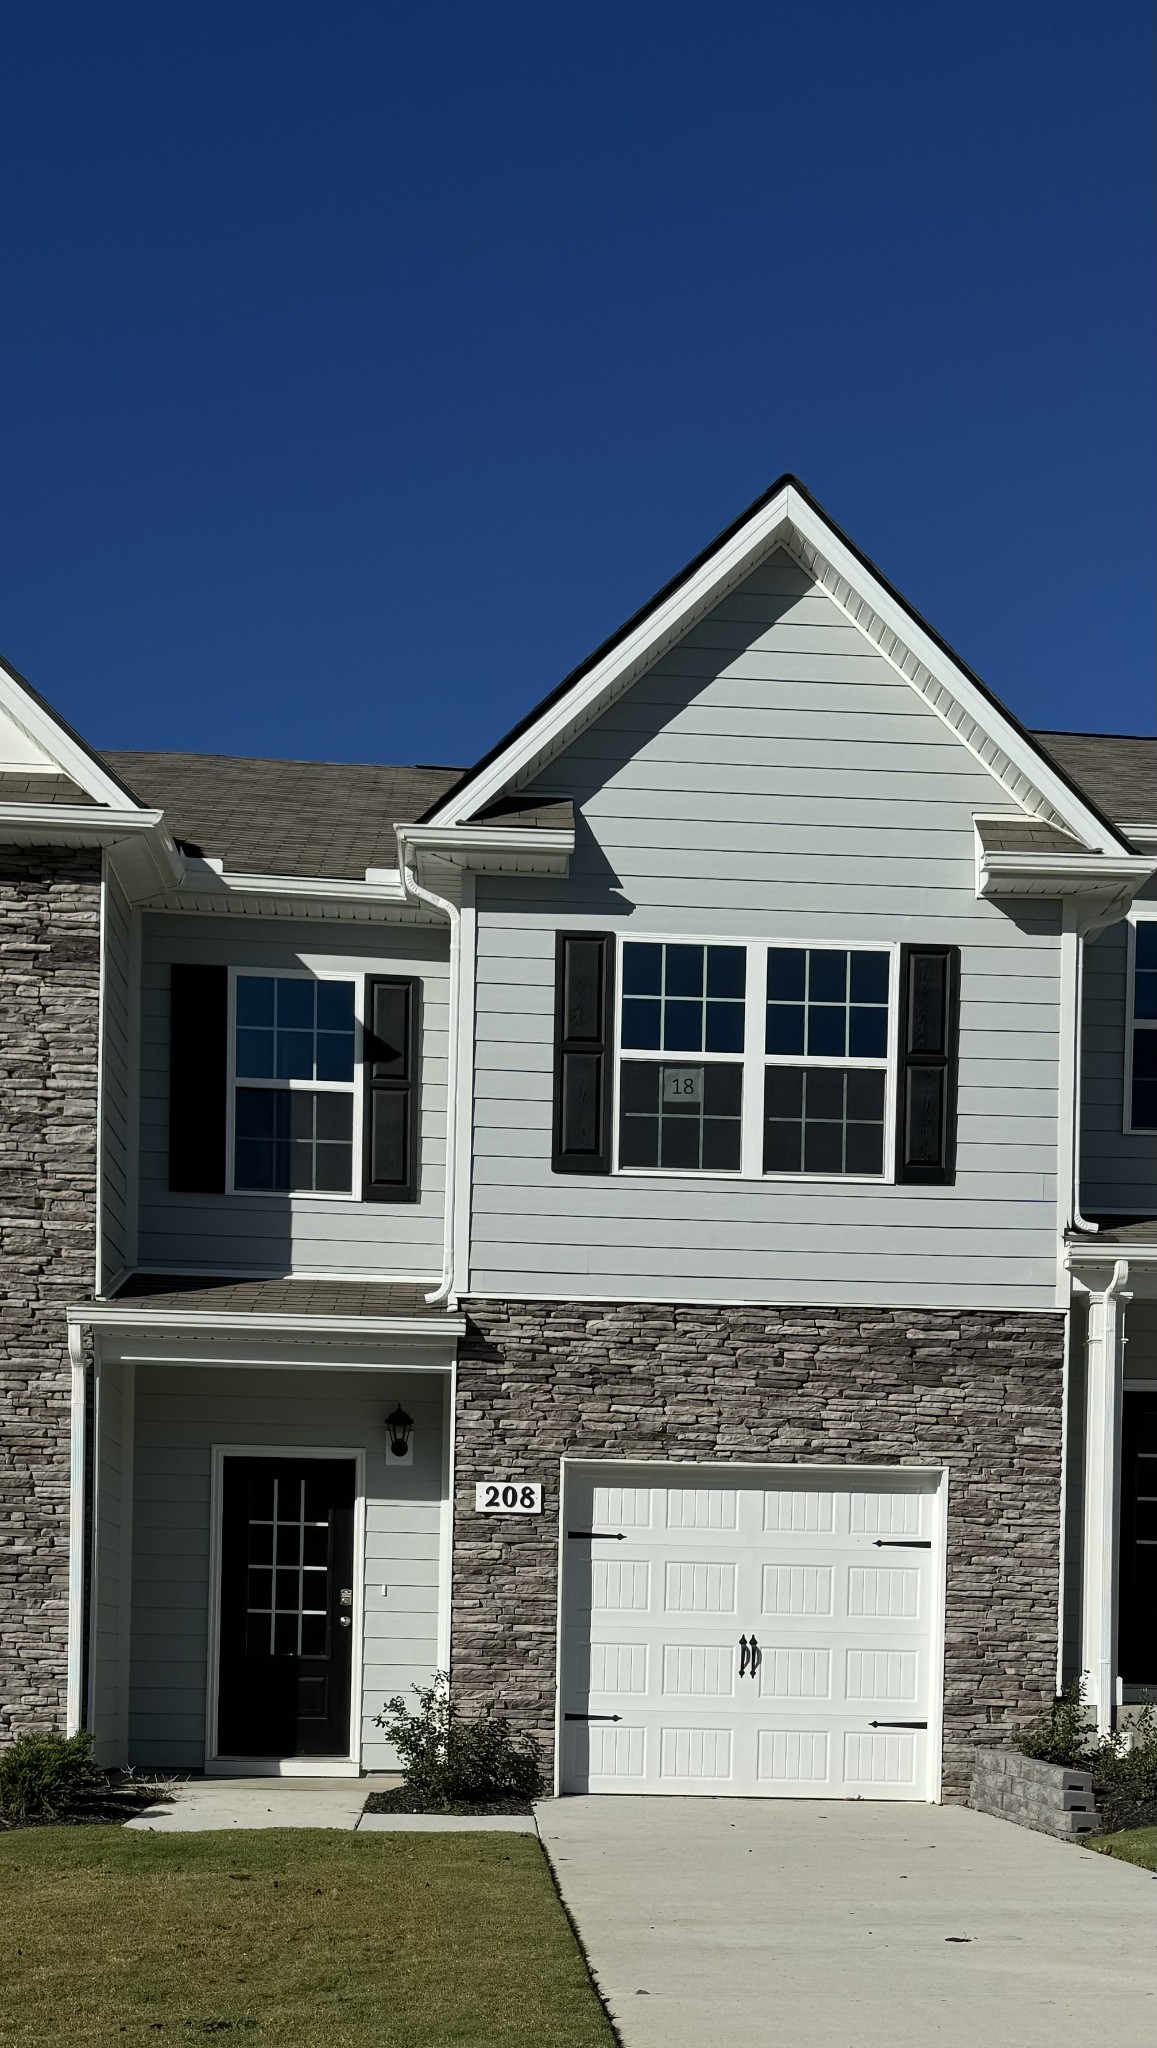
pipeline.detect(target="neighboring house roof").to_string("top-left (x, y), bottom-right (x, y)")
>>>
top-left (107, 1272), bottom-right (454, 1319)
top-left (0, 653), bottom-right (142, 806)
top-left (1032, 732), bottom-right (1155, 827)
top-left (101, 751), bottom-right (463, 879)
top-left (417, 475), bottom-right (1135, 857)
top-left (0, 771), bottom-right (95, 804)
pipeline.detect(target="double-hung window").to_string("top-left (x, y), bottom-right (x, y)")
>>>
top-left (764, 947), bottom-right (891, 1175)
top-left (619, 942), bottom-right (747, 1171)
top-left (231, 972), bottom-right (357, 1193)
top-left (614, 938), bottom-right (895, 1179)
top-left (1127, 916), bottom-right (1157, 1133)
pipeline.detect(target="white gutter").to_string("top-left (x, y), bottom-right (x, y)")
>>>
top-left (395, 827), bottom-right (461, 1308)
top-left (67, 1304), bottom-right (466, 1338)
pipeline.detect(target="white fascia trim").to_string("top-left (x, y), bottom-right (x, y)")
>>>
top-left (179, 861), bottom-right (410, 906)
top-left (395, 823), bottom-right (574, 873)
top-left (1065, 1242), bottom-right (1157, 1269)
top-left (0, 660), bottom-right (141, 807)
top-left (422, 482), bottom-right (1128, 856)
top-left (67, 1306), bottom-right (466, 1337)
top-left (976, 848), bottom-right (1154, 899)
top-left (0, 803), bottom-right (182, 889)
top-left (422, 488), bottom-right (796, 827)
top-left (781, 496), bottom-right (1126, 855)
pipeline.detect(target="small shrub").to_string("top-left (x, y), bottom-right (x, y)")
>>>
top-left (1014, 1684), bottom-right (1157, 1818)
top-left (375, 1674), bottom-right (542, 1806)
top-left (0, 1731), bottom-right (108, 1821)
top-left (1015, 1679), bottom-right (1095, 1766)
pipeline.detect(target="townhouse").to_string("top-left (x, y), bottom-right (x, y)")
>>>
top-left (1, 477), bottom-right (1153, 1800)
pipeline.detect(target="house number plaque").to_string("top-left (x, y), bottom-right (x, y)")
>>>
top-left (474, 1482), bottom-right (543, 1514)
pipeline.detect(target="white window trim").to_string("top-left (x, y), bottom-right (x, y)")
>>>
top-left (1123, 907), bottom-right (1157, 1136)
top-left (226, 966), bottom-right (364, 1202)
top-left (612, 935), bottom-right (900, 1184)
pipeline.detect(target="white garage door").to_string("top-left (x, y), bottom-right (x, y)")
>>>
top-left (560, 1466), bottom-right (942, 1801)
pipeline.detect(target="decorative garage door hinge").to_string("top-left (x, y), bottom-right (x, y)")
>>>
top-left (567, 1530), bottom-right (626, 1540)
top-left (873, 1539), bottom-right (932, 1547)
top-left (564, 1712), bottom-right (622, 1722)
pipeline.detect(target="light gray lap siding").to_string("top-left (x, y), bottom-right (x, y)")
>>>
top-left (136, 914), bottom-right (449, 1278)
top-left (1079, 884), bottom-right (1157, 1217)
top-left (469, 550), bottom-right (1064, 1309)
top-left (127, 1366), bottom-right (445, 1769)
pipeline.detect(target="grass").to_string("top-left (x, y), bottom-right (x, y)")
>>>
top-left (1085, 1825), bottom-right (1156, 1871)
top-left (0, 1826), bottom-right (617, 2047)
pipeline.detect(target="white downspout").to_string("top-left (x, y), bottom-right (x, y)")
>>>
top-left (1059, 907), bottom-right (1099, 1242)
top-left (396, 831), bottom-right (460, 1308)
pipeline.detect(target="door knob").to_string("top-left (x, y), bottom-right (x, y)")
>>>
top-left (339, 1616), bottom-right (352, 1628)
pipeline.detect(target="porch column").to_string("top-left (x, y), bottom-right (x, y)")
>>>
top-left (1081, 1260), bottom-right (1130, 1732)
top-left (66, 1324), bottom-right (87, 1736)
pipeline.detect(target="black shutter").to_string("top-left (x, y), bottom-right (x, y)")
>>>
top-left (364, 977), bottom-right (419, 1202)
top-left (553, 932), bottom-right (615, 1174)
top-left (895, 946), bottom-right (960, 1185)
top-left (168, 964), bottom-right (228, 1192)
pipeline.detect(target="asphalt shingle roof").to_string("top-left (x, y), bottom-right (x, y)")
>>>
top-left (1032, 731), bottom-right (1156, 827)
top-left (0, 772), bottom-right (94, 804)
top-left (101, 752), bottom-right (463, 878)
top-left (109, 1273), bottom-right (452, 1318)
top-left (61, 728), bottom-right (1148, 884)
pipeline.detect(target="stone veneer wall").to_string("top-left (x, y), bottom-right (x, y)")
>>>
top-left (0, 850), bottom-right (101, 1739)
top-left (452, 1300), bottom-right (1065, 1799)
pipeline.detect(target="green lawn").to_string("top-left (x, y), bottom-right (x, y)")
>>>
top-left (1085, 1825), bottom-right (1156, 1871)
top-left (0, 1827), bottom-right (617, 2047)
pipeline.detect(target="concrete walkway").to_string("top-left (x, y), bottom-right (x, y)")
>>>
top-left (126, 1775), bottom-right (396, 1831)
top-left (537, 1798), bottom-right (1154, 2048)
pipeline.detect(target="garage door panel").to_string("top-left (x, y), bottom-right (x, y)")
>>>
top-left (756, 1646), bottom-right (833, 1700)
top-left (756, 1728), bottom-right (832, 1787)
top-left (562, 1465), bottom-right (940, 1800)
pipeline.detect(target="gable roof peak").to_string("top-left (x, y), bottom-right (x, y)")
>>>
top-left (420, 478), bottom-right (1131, 857)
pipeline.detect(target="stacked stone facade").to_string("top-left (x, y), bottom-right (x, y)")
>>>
top-left (0, 849), bottom-right (100, 1739)
top-left (452, 1299), bottom-right (1066, 1798)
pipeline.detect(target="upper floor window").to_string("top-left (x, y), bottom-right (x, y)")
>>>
top-left (619, 943), bottom-right (746, 1171)
top-left (232, 973), bottom-right (357, 1192)
top-left (614, 938), bottom-right (895, 1179)
top-left (1128, 917), bottom-right (1157, 1133)
top-left (764, 948), bottom-right (891, 1176)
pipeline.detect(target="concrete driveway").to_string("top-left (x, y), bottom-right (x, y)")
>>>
top-left (537, 1798), bottom-right (1153, 2048)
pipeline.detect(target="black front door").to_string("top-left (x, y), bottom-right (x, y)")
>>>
top-left (1119, 1392), bottom-right (1157, 1684)
top-left (217, 1457), bottom-right (356, 1758)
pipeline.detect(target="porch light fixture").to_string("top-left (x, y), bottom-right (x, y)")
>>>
top-left (385, 1403), bottom-right (414, 1459)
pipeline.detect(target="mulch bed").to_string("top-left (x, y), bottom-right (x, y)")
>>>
top-left (0, 1786), bottom-right (168, 1830)
top-left (1092, 1788), bottom-right (1157, 1834)
top-left (363, 1787), bottom-right (536, 1817)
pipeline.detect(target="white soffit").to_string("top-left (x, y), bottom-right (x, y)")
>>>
top-left (0, 656), bottom-right (140, 808)
top-left (424, 482), bottom-right (1127, 857)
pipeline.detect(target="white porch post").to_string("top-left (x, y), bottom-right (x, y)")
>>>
top-left (1080, 1260), bottom-right (1130, 1733)
top-left (65, 1323), bottom-right (87, 1736)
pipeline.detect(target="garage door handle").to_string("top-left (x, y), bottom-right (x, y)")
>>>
top-left (749, 1634), bottom-right (762, 1678)
top-left (873, 1539), bottom-right (931, 1548)
top-left (869, 1720), bottom-right (927, 1729)
top-left (738, 1635), bottom-right (750, 1677)
top-left (567, 1531), bottom-right (626, 1540)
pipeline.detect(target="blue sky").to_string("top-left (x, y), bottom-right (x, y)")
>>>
top-left (1, 2), bottom-right (1152, 768)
